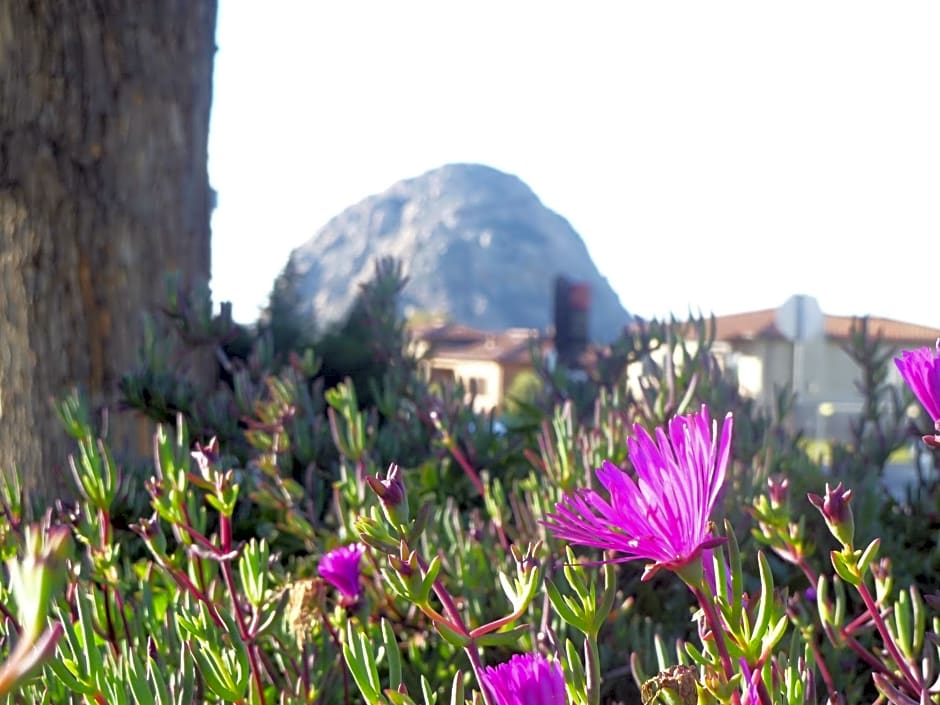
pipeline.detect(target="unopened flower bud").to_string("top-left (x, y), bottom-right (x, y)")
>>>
top-left (388, 554), bottom-right (412, 578)
top-left (366, 463), bottom-right (409, 526)
top-left (808, 483), bottom-right (855, 548)
top-left (389, 542), bottom-right (418, 579)
top-left (144, 476), bottom-right (164, 498)
top-left (767, 474), bottom-right (789, 510)
top-left (871, 557), bottom-right (893, 602)
top-left (511, 541), bottom-right (542, 575)
top-left (192, 437), bottom-right (220, 466)
top-left (925, 420), bottom-right (940, 448)
top-left (8, 526), bottom-right (71, 645)
top-left (131, 514), bottom-right (165, 550)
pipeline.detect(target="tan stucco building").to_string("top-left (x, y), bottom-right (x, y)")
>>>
top-left (705, 308), bottom-right (939, 439)
top-left (409, 323), bottom-right (544, 413)
top-left (410, 306), bottom-right (940, 440)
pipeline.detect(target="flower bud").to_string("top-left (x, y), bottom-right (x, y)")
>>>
top-left (130, 514), bottom-right (158, 543)
top-left (808, 483), bottom-right (855, 548)
top-left (8, 525), bottom-right (71, 645)
top-left (925, 420), bottom-right (940, 448)
top-left (767, 474), bottom-right (789, 510)
top-left (871, 557), bottom-right (893, 603)
top-left (191, 438), bottom-right (220, 472)
top-left (366, 463), bottom-right (409, 526)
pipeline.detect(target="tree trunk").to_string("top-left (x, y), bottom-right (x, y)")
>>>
top-left (0, 1), bottom-right (217, 500)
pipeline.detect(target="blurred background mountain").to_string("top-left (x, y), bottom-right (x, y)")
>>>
top-left (278, 163), bottom-right (632, 342)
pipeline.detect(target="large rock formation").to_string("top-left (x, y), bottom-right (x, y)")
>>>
top-left (285, 163), bottom-right (632, 341)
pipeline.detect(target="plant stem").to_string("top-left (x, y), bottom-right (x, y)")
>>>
top-left (100, 584), bottom-right (119, 656)
top-left (841, 633), bottom-right (902, 687)
top-left (446, 442), bottom-right (487, 498)
top-left (693, 586), bottom-right (743, 705)
top-left (585, 632), bottom-right (602, 705)
top-left (751, 669), bottom-right (773, 705)
top-left (855, 580), bottom-right (921, 696)
top-left (796, 557), bottom-right (818, 588)
top-left (416, 554), bottom-right (495, 705)
top-left (219, 514), bottom-right (266, 705)
top-left (808, 635), bottom-right (838, 702)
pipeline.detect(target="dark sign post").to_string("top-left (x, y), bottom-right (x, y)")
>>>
top-left (554, 276), bottom-right (591, 367)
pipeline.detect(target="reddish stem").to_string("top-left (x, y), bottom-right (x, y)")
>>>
top-left (177, 522), bottom-right (222, 556)
top-left (165, 563), bottom-right (225, 629)
top-left (844, 609), bottom-right (875, 634)
top-left (415, 554), bottom-right (495, 705)
top-left (692, 586), bottom-right (744, 705)
top-left (855, 581), bottom-right (921, 696)
top-left (101, 584), bottom-right (119, 656)
top-left (446, 444), bottom-right (510, 550)
top-left (796, 557), bottom-right (818, 588)
top-left (112, 589), bottom-right (131, 643)
top-left (219, 514), bottom-right (266, 705)
top-left (808, 633), bottom-right (838, 701)
top-left (842, 632), bottom-right (902, 686)
top-left (446, 443), bottom-right (486, 498)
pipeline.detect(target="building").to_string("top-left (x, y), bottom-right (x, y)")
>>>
top-left (706, 304), bottom-right (939, 439)
top-left (409, 322), bottom-right (545, 413)
top-left (410, 300), bottom-right (940, 439)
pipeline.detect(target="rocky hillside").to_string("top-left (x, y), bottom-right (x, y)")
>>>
top-left (284, 163), bottom-right (632, 341)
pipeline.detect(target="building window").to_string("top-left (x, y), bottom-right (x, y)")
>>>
top-left (468, 377), bottom-right (488, 395)
top-left (429, 368), bottom-right (456, 388)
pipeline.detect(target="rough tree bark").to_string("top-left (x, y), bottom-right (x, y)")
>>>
top-left (0, 2), bottom-right (218, 499)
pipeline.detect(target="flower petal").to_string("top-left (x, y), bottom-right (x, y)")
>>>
top-left (546, 405), bottom-right (731, 576)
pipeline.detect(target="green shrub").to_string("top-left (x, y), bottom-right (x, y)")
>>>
top-left (0, 260), bottom-right (935, 704)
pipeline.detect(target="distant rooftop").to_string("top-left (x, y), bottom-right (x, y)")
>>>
top-left (410, 306), bottom-right (940, 371)
top-left (408, 322), bottom-right (546, 365)
top-left (709, 308), bottom-right (939, 344)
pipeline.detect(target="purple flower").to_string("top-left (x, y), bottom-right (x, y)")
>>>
top-left (895, 345), bottom-right (940, 446)
top-left (546, 405), bottom-right (732, 580)
top-left (895, 344), bottom-right (940, 420)
top-left (480, 653), bottom-right (566, 705)
top-left (318, 543), bottom-right (365, 603)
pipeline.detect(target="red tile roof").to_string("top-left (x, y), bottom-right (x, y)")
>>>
top-left (710, 308), bottom-right (940, 345)
top-left (409, 323), bottom-right (547, 364)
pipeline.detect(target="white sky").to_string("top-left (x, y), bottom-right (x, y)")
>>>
top-left (209, 2), bottom-right (940, 329)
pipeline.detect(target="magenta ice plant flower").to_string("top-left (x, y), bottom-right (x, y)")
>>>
top-left (895, 345), bottom-right (940, 443)
top-left (318, 543), bottom-right (365, 603)
top-left (546, 405), bottom-right (732, 580)
top-left (480, 653), bottom-right (566, 705)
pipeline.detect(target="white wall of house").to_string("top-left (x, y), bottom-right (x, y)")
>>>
top-left (623, 334), bottom-right (908, 441)
top-left (722, 336), bottom-right (910, 440)
top-left (424, 357), bottom-right (504, 413)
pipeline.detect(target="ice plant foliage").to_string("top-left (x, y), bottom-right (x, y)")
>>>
top-left (15, 300), bottom-right (940, 704)
top-left (318, 543), bottom-right (366, 602)
top-left (480, 653), bottom-right (567, 705)
top-left (547, 405), bottom-right (732, 579)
